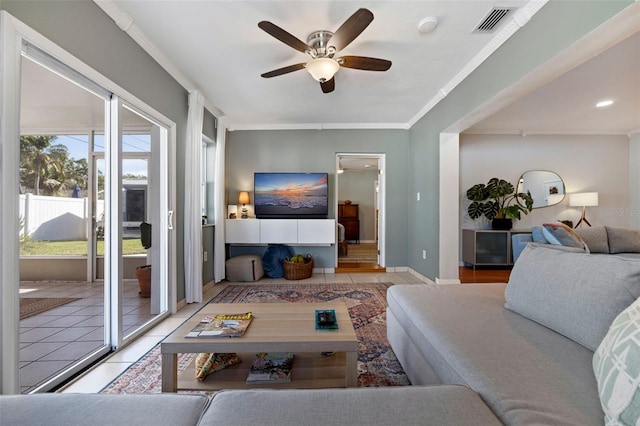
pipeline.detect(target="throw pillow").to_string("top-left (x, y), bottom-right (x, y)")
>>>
top-left (531, 226), bottom-right (549, 244)
top-left (575, 226), bottom-right (610, 253)
top-left (542, 222), bottom-right (588, 252)
top-left (606, 226), bottom-right (640, 254)
top-left (505, 243), bottom-right (640, 351)
top-left (593, 298), bottom-right (640, 425)
top-left (195, 352), bottom-right (241, 381)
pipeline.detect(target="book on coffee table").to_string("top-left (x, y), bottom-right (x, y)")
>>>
top-left (246, 352), bottom-right (294, 383)
top-left (185, 312), bottom-right (254, 338)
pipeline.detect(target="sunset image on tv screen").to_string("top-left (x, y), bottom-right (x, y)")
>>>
top-left (254, 173), bottom-right (328, 218)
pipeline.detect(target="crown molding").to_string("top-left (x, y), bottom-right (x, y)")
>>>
top-left (227, 122), bottom-right (408, 131)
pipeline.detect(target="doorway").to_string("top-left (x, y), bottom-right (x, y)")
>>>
top-left (335, 153), bottom-right (385, 272)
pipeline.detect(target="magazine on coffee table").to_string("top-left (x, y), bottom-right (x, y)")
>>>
top-left (185, 312), bottom-right (254, 338)
top-left (246, 352), bottom-right (294, 383)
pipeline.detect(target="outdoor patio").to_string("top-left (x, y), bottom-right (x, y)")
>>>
top-left (19, 279), bottom-right (156, 394)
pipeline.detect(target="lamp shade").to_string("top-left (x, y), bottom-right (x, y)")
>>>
top-left (306, 58), bottom-right (340, 82)
top-left (238, 191), bottom-right (250, 205)
top-left (569, 192), bottom-right (598, 207)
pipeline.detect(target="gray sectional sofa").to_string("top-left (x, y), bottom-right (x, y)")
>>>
top-left (388, 243), bottom-right (640, 425)
top-left (512, 224), bottom-right (640, 263)
top-left (0, 385), bottom-right (502, 426)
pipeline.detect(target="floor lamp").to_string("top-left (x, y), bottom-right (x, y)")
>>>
top-left (569, 192), bottom-right (598, 228)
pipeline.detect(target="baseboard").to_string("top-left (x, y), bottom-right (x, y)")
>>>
top-left (435, 277), bottom-right (461, 285)
top-left (407, 268), bottom-right (436, 285)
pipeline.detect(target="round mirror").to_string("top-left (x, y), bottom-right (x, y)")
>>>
top-left (517, 170), bottom-right (565, 209)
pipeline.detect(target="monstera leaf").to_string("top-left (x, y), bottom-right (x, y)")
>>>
top-left (465, 178), bottom-right (533, 222)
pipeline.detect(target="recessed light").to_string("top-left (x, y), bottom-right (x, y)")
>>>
top-left (364, 164), bottom-right (371, 168)
top-left (596, 100), bottom-right (614, 108)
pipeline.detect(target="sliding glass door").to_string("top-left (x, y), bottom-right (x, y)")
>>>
top-left (1, 15), bottom-right (175, 393)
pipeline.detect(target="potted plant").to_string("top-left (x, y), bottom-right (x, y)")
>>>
top-left (136, 222), bottom-right (152, 298)
top-left (465, 177), bottom-right (534, 230)
top-left (135, 265), bottom-right (151, 298)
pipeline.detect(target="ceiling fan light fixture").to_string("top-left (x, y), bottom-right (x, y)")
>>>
top-left (306, 58), bottom-right (340, 82)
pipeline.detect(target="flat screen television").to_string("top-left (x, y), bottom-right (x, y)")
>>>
top-left (254, 172), bottom-right (329, 219)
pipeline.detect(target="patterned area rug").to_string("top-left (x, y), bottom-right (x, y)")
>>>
top-left (102, 283), bottom-right (409, 393)
top-left (19, 297), bottom-right (80, 320)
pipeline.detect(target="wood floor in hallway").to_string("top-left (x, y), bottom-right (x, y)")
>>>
top-left (459, 267), bottom-right (511, 283)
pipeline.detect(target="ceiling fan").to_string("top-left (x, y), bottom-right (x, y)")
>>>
top-left (258, 8), bottom-right (392, 93)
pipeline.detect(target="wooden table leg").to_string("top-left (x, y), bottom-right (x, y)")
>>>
top-left (161, 352), bottom-right (178, 392)
top-left (346, 351), bottom-right (357, 387)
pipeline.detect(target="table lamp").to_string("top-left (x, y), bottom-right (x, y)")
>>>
top-left (238, 192), bottom-right (250, 219)
top-left (569, 192), bottom-right (598, 228)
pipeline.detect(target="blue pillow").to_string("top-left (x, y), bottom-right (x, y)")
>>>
top-left (262, 245), bottom-right (294, 278)
top-left (531, 226), bottom-right (548, 244)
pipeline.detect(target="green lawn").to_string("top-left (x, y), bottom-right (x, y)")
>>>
top-left (20, 239), bottom-right (146, 256)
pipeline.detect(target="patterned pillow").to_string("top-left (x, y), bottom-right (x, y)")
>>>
top-left (195, 352), bottom-right (241, 381)
top-left (593, 298), bottom-right (640, 424)
top-left (542, 222), bottom-right (589, 252)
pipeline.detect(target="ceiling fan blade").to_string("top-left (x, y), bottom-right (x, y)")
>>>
top-left (328, 8), bottom-right (374, 52)
top-left (320, 77), bottom-right (335, 93)
top-left (258, 21), bottom-right (309, 53)
top-left (261, 63), bottom-right (306, 78)
top-left (339, 56), bottom-right (391, 71)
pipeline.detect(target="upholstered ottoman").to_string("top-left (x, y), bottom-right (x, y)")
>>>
top-left (226, 255), bottom-right (264, 281)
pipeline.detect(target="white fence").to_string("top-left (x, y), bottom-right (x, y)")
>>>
top-left (19, 194), bottom-right (105, 241)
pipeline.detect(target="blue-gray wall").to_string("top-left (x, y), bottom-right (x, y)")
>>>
top-left (226, 129), bottom-right (409, 268)
top-left (2, 0), bottom-right (190, 300)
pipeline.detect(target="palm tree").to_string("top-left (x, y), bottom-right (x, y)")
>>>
top-left (20, 135), bottom-right (60, 195)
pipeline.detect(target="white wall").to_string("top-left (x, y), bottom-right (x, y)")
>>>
top-left (630, 132), bottom-right (640, 229)
top-left (460, 134), bottom-right (631, 233)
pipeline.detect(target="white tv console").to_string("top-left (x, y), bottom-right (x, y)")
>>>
top-left (225, 219), bottom-right (336, 245)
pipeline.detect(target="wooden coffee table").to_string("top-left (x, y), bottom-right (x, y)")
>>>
top-left (161, 302), bottom-right (358, 392)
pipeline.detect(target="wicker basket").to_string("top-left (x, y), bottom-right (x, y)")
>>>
top-left (283, 254), bottom-right (313, 280)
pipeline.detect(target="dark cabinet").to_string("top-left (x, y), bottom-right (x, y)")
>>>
top-left (338, 204), bottom-right (359, 243)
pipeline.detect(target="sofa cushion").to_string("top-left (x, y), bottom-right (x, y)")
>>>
top-left (542, 222), bottom-right (588, 251)
top-left (593, 297), bottom-right (640, 425)
top-left (575, 226), bottom-right (610, 253)
top-left (505, 244), bottom-right (640, 351)
top-left (0, 393), bottom-right (210, 426)
top-left (200, 386), bottom-right (502, 425)
top-left (387, 284), bottom-right (603, 425)
top-left (606, 226), bottom-right (640, 254)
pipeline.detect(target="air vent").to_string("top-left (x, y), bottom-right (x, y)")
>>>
top-left (473, 7), bottom-right (515, 33)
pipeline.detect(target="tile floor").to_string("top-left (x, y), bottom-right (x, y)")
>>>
top-left (59, 271), bottom-right (426, 393)
top-left (19, 279), bottom-right (160, 394)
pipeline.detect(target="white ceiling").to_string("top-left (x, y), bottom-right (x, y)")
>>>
top-left (19, 1), bottom-right (639, 140)
top-left (466, 31), bottom-right (640, 135)
top-left (107, 0), bottom-right (540, 130)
